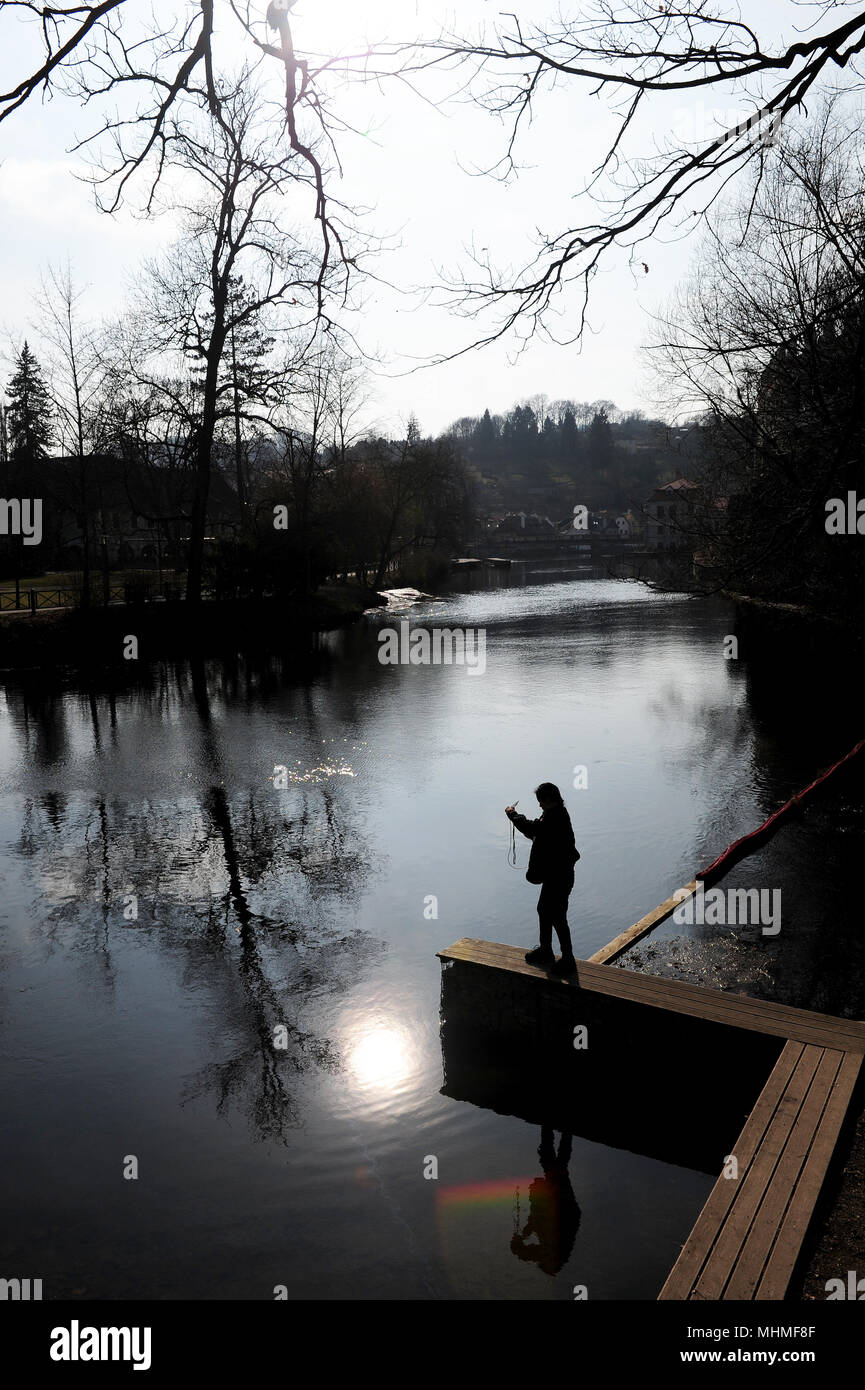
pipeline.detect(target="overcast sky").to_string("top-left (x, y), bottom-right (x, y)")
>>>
top-left (0, 0), bottom-right (830, 435)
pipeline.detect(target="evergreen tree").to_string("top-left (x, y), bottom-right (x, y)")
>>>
top-left (560, 408), bottom-right (578, 460)
top-left (587, 409), bottom-right (615, 474)
top-left (503, 403), bottom-right (538, 452)
top-left (474, 408), bottom-right (498, 453)
top-left (6, 341), bottom-right (53, 465)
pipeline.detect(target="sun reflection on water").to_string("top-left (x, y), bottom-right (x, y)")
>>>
top-left (348, 1025), bottom-right (413, 1090)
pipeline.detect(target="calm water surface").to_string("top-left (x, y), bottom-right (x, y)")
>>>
top-left (2, 565), bottom-right (863, 1299)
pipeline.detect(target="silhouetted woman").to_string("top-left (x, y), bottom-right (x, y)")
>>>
top-left (506, 782), bottom-right (579, 975)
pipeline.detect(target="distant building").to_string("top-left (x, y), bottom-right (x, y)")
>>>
top-left (496, 511), bottom-right (555, 536)
top-left (554, 509), bottom-right (634, 539)
top-left (644, 478), bottom-right (700, 550)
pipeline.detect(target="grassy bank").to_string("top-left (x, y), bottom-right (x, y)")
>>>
top-left (0, 583), bottom-right (386, 673)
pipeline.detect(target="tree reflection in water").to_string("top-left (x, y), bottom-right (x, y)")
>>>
top-left (5, 652), bottom-right (380, 1146)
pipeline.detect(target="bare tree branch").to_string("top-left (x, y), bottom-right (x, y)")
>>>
top-left (390, 2), bottom-right (865, 352)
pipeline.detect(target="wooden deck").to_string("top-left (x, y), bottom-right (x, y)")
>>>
top-left (659, 1040), bottom-right (863, 1300)
top-left (438, 938), bottom-right (865, 1300)
top-left (438, 939), bottom-right (865, 1052)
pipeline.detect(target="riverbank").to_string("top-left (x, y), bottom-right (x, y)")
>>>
top-left (797, 1096), bottom-right (865, 1299)
top-left (0, 583), bottom-right (386, 673)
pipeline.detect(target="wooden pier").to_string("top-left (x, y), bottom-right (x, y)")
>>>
top-left (438, 938), bottom-right (865, 1301)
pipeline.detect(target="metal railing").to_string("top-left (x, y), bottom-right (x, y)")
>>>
top-left (0, 582), bottom-right (183, 612)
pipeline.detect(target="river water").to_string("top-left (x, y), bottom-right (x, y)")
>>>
top-left (2, 563), bottom-right (863, 1299)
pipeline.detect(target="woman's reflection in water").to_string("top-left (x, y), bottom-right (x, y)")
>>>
top-left (511, 1126), bottom-right (581, 1275)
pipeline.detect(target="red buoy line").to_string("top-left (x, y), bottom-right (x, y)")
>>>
top-left (696, 737), bottom-right (865, 888)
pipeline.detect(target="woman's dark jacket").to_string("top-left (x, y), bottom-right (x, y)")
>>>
top-left (508, 804), bottom-right (579, 884)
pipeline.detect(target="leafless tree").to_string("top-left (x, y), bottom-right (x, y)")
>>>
top-left (650, 98), bottom-right (865, 433)
top-left (9, 3), bottom-right (865, 359)
top-left (101, 371), bottom-right (203, 582)
top-left (0, 1), bottom-right (371, 308)
top-left (36, 262), bottom-right (112, 606)
top-left (647, 97), bottom-right (865, 601)
top-left (115, 75), bottom-right (364, 600)
top-left (250, 334), bottom-right (364, 595)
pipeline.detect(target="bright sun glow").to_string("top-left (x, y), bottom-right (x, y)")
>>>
top-left (349, 1026), bottom-right (412, 1088)
top-left (294, 0), bottom-right (421, 57)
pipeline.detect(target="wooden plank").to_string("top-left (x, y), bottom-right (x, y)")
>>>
top-left (441, 940), bottom-right (865, 1049)
top-left (658, 1042), bottom-right (804, 1300)
top-left (691, 1045), bottom-right (824, 1300)
top-left (581, 969), bottom-right (863, 1048)
top-left (608, 972), bottom-right (860, 1044)
top-left (439, 938), bottom-right (552, 974)
top-left (438, 940), bottom-right (865, 1051)
top-left (756, 1049), bottom-right (863, 1300)
top-left (723, 1048), bottom-right (844, 1300)
top-left (593, 969), bottom-right (865, 1043)
top-left (589, 882), bottom-right (698, 964)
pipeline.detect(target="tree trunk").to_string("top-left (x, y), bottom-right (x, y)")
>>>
top-left (185, 340), bottom-right (223, 604)
top-left (231, 327), bottom-right (245, 526)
